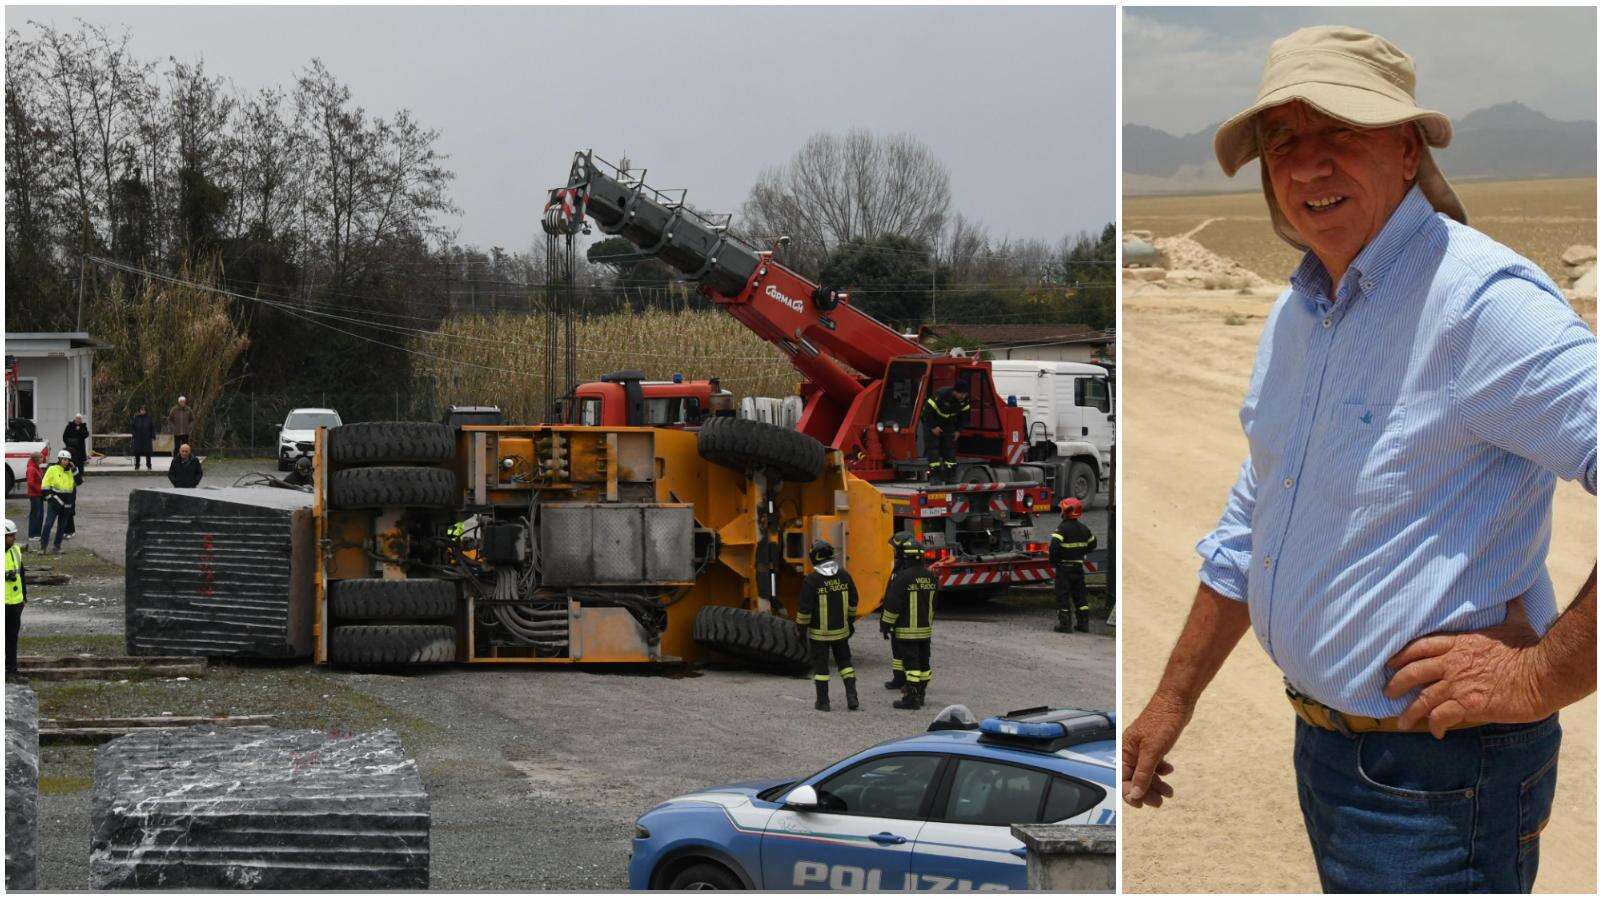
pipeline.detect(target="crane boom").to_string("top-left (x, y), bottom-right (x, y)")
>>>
top-left (550, 150), bottom-right (1031, 482)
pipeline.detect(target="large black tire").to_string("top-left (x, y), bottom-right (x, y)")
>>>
top-left (666, 862), bottom-right (744, 891)
top-left (329, 624), bottom-right (456, 666)
top-left (328, 466), bottom-right (457, 509)
top-left (697, 417), bottom-right (825, 483)
top-left (1066, 461), bottom-right (1098, 506)
top-left (330, 579), bottom-right (457, 621)
top-left (328, 421), bottom-right (454, 466)
top-left (692, 606), bottom-right (810, 673)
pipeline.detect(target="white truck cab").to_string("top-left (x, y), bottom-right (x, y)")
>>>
top-left (988, 360), bottom-right (1113, 505)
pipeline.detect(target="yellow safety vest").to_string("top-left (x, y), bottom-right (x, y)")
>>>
top-left (41, 464), bottom-right (75, 493)
top-left (5, 545), bottom-right (23, 606)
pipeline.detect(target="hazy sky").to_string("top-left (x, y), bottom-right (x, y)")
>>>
top-left (1125, 6), bottom-right (1597, 135)
top-left (11, 5), bottom-right (1115, 250)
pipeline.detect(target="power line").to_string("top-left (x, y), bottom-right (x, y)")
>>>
top-left (84, 256), bottom-right (794, 364)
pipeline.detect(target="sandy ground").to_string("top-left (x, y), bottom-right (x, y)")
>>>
top-left (4, 460), bottom-right (1112, 889)
top-left (1120, 288), bottom-right (1597, 893)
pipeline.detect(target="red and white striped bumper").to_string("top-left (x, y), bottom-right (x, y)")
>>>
top-left (935, 562), bottom-right (1054, 588)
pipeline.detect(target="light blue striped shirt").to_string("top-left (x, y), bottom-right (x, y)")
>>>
top-left (1198, 186), bottom-right (1598, 717)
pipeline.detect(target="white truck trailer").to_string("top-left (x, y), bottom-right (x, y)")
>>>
top-left (989, 359), bottom-right (1114, 506)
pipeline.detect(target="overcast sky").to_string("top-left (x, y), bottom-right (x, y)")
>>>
top-left (1125, 6), bottom-right (1597, 135)
top-left (11, 5), bottom-right (1115, 251)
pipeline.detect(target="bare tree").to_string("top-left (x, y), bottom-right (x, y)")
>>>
top-left (235, 86), bottom-right (301, 242)
top-left (742, 129), bottom-right (951, 272)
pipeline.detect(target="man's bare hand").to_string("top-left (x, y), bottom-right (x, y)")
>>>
top-left (931, 426), bottom-right (942, 436)
top-left (1385, 598), bottom-right (1550, 738)
top-left (1121, 691), bottom-right (1191, 808)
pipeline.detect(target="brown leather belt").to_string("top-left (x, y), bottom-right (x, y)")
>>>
top-left (1286, 686), bottom-right (1477, 736)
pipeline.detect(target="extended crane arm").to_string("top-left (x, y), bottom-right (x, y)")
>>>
top-left (551, 152), bottom-right (928, 402)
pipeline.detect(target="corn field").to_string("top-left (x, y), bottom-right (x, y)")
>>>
top-left (410, 309), bottom-right (800, 421)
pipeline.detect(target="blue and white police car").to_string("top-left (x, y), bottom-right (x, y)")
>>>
top-left (628, 706), bottom-right (1115, 891)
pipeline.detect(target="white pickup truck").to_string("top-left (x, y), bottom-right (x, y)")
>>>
top-left (988, 359), bottom-right (1114, 506)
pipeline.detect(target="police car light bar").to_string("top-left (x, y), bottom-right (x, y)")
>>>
top-left (976, 708), bottom-right (1113, 753)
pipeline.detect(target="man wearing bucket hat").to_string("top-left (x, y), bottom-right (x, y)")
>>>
top-left (1122, 26), bottom-right (1596, 893)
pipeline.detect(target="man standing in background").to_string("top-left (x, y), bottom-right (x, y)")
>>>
top-left (62, 413), bottom-right (89, 481)
top-left (24, 452), bottom-right (44, 550)
top-left (130, 405), bottom-right (156, 471)
top-left (38, 452), bottom-right (75, 555)
top-left (166, 395), bottom-right (195, 455)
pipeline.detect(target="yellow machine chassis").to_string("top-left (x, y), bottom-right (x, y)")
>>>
top-left (312, 424), bottom-right (894, 665)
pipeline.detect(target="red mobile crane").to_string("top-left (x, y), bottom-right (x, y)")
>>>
top-left (550, 152), bottom-right (1055, 594)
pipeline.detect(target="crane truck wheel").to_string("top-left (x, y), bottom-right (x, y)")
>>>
top-left (696, 417), bottom-right (825, 483)
top-left (328, 624), bottom-right (456, 667)
top-left (330, 579), bottom-right (457, 621)
top-left (1066, 461), bottom-right (1098, 506)
top-left (327, 421), bottom-right (455, 465)
top-left (328, 466), bottom-right (458, 509)
top-left (692, 606), bottom-right (811, 673)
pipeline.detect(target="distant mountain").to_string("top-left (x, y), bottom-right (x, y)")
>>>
top-left (1124, 102), bottom-right (1595, 194)
top-left (1441, 102), bottom-right (1598, 179)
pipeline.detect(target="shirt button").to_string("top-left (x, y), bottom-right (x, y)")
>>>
top-left (1262, 557), bottom-right (1273, 569)
top-left (1322, 317), bottom-right (1333, 328)
top-left (1283, 477), bottom-right (1294, 489)
top-left (1360, 279), bottom-right (1374, 292)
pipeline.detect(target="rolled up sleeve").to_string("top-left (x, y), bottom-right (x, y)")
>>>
top-left (1196, 457), bottom-right (1257, 602)
top-left (1450, 272), bottom-right (1598, 494)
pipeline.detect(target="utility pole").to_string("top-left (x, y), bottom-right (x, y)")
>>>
top-left (929, 233), bottom-right (938, 325)
top-left (76, 208), bottom-right (90, 331)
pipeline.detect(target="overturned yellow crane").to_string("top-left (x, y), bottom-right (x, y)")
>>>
top-left (311, 417), bottom-right (895, 670)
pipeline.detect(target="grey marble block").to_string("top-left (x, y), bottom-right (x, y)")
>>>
top-left (91, 726), bottom-right (429, 889)
top-left (5, 685), bottom-right (40, 890)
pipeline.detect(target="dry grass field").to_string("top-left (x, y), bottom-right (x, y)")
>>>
top-left (1126, 177), bottom-right (1597, 280)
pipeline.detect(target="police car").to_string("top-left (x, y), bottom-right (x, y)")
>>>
top-left (628, 706), bottom-right (1114, 891)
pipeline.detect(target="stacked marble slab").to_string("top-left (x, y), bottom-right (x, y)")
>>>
top-left (125, 487), bottom-right (316, 659)
top-left (91, 726), bottom-right (429, 889)
top-left (5, 685), bottom-right (40, 890)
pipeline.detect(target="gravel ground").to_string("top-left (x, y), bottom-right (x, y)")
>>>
top-left (4, 459), bottom-right (1113, 890)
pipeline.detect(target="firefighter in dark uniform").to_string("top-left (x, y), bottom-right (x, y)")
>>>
top-left (880, 532), bottom-right (937, 710)
top-left (1050, 497), bottom-right (1096, 633)
top-left (923, 380), bottom-right (971, 485)
top-left (796, 540), bottom-right (859, 712)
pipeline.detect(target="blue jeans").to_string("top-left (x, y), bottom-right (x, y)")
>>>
top-left (39, 500), bottom-right (67, 549)
top-left (27, 497), bottom-right (43, 540)
top-left (1294, 715), bottom-right (1561, 893)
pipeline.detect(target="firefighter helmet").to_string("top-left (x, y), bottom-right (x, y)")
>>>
top-left (1059, 497), bottom-right (1084, 519)
top-left (808, 540), bottom-right (835, 564)
top-left (889, 531), bottom-right (922, 558)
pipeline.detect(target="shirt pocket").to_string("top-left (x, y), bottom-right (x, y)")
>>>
top-left (1319, 400), bottom-right (1409, 509)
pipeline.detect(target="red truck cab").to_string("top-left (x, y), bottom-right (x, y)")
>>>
top-left (562, 371), bottom-right (736, 428)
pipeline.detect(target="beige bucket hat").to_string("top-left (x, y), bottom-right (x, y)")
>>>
top-left (1213, 25), bottom-right (1467, 250)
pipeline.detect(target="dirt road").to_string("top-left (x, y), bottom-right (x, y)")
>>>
top-left (1121, 289), bottom-right (1597, 893)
